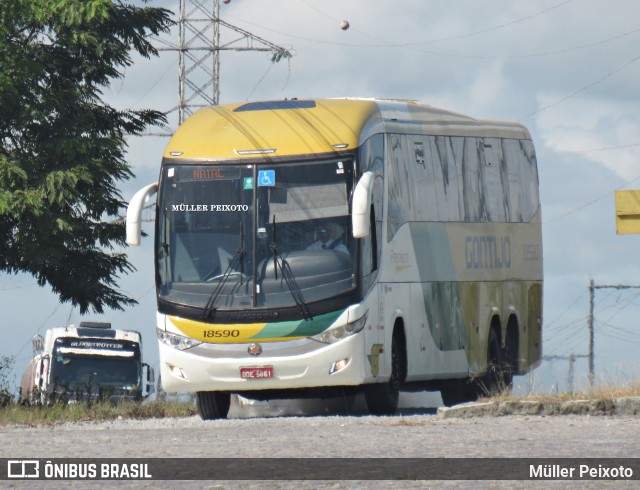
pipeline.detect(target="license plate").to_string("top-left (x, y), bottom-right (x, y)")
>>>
top-left (240, 366), bottom-right (273, 379)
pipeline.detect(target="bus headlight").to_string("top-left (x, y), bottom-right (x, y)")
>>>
top-left (157, 328), bottom-right (202, 351)
top-left (312, 314), bottom-right (367, 344)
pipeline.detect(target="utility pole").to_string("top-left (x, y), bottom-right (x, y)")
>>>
top-left (543, 354), bottom-right (588, 393)
top-left (588, 279), bottom-right (595, 387)
top-left (153, 0), bottom-right (291, 126)
top-left (567, 353), bottom-right (575, 393)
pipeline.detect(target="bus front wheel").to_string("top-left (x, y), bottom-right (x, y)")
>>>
top-left (364, 332), bottom-right (403, 415)
top-left (197, 391), bottom-right (231, 420)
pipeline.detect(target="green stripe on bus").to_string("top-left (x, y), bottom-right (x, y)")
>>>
top-left (250, 309), bottom-right (345, 339)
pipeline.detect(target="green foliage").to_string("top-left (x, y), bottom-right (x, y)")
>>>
top-left (0, 0), bottom-right (172, 313)
top-left (0, 355), bottom-right (15, 407)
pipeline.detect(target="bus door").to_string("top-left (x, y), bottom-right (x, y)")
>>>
top-left (370, 282), bottom-right (393, 381)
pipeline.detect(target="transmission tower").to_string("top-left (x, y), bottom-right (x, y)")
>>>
top-left (154, 0), bottom-right (291, 126)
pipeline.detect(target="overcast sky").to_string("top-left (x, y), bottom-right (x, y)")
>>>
top-left (4, 0), bottom-right (640, 395)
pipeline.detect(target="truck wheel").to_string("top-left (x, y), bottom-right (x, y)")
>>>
top-left (197, 391), bottom-right (231, 420)
top-left (365, 332), bottom-right (402, 415)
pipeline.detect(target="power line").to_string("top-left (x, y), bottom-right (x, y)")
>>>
top-left (557, 141), bottom-right (640, 155)
top-left (151, 0), bottom-right (291, 129)
top-left (544, 280), bottom-right (640, 386)
top-left (15, 303), bottom-right (62, 360)
top-left (253, 3), bottom-right (638, 64)
top-left (235, 0), bottom-right (574, 52)
top-left (542, 353), bottom-right (588, 393)
top-left (472, 27), bottom-right (640, 61)
top-left (400, 0), bottom-right (575, 47)
top-left (587, 280), bottom-right (640, 387)
top-left (598, 324), bottom-right (640, 344)
top-left (544, 289), bottom-right (588, 331)
top-left (600, 290), bottom-right (640, 323)
top-left (130, 54), bottom-right (179, 109)
top-left (545, 325), bottom-right (586, 356)
top-left (519, 50), bottom-right (640, 121)
top-left (543, 174), bottom-right (640, 225)
top-left (544, 316), bottom-right (587, 351)
top-left (545, 315), bottom-right (587, 338)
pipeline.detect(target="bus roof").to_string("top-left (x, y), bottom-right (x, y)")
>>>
top-left (163, 98), bottom-right (531, 161)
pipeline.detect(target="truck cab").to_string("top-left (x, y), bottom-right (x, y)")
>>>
top-left (20, 322), bottom-right (154, 403)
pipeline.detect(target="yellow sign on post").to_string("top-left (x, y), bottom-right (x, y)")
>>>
top-left (615, 190), bottom-right (640, 234)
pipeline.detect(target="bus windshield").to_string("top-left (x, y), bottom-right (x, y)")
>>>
top-left (157, 159), bottom-right (356, 313)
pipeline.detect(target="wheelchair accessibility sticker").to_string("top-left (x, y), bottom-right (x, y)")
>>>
top-left (258, 170), bottom-right (275, 187)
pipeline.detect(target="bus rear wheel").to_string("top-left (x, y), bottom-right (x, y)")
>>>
top-left (197, 391), bottom-right (231, 420)
top-left (365, 333), bottom-right (403, 415)
top-left (440, 378), bottom-right (476, 407)
top-left (480, 328), bottom-right (506, 397)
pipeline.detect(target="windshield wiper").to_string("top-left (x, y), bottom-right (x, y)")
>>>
top-left (269, 215), bottom-right (312, 320)
top-left (202, 223), bottom-right (246, 319)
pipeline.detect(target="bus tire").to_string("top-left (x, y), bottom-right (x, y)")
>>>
top-left (480, 328), bottom-right (505, 397)
top-left (440, 379), bottom-right (476, 407)
top-left (197, 391), bottom-right (231, 420)
top-left (503, 321), bottom-right (518, 390)
top-left (364, 331), bottom-right (403, 415)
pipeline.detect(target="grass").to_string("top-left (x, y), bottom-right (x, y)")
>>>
top-left (481, 381), bottom-right (640, 404)
top-left (2, 381), bottom-right (640, 426)
top-left (0, 399), bottom-right (197, 427)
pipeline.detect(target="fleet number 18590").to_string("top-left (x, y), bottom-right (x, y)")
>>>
top-left (203, 329), bottom-right (240, 339)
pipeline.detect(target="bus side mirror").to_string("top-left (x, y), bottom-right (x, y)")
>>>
top-left (352, 171), bottom-right (374, 238)
top-left (126, 182), bottom-right (158, 246)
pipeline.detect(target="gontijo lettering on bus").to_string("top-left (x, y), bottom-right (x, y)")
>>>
top-left (465, 235), bottom-right (511, 269)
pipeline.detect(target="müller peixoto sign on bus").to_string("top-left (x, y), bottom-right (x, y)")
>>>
top-left (170, 203), bottom-right (249, 212)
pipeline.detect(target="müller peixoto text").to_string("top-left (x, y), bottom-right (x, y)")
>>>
top-left (530, 464), bottom-right (634, 479)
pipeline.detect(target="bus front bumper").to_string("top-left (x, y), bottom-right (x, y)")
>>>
top-left (159, 333), bottom-right (368, 393)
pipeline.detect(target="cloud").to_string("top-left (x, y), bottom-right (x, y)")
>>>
top-left (536, 96), bottom-right (640, 181)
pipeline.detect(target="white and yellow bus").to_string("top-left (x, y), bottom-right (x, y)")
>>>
top-left (127, 98), bottom-right (543, 418)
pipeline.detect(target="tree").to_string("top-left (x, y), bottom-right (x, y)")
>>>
top-left (0, 0), bottom-right (172, 313)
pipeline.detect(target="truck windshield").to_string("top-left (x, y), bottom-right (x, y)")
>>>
top-left (51, 338), bottom-right (141, 389)
top-left (51, 355), bottom-right (140, 388)
top-left (157, 159), bottom-right (356, 312)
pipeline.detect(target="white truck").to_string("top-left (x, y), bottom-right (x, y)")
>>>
top-left (20, 322), bottom-right (154, 403)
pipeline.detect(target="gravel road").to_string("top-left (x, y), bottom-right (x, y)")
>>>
top-left (1, 394), bottom-right (639, 490)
